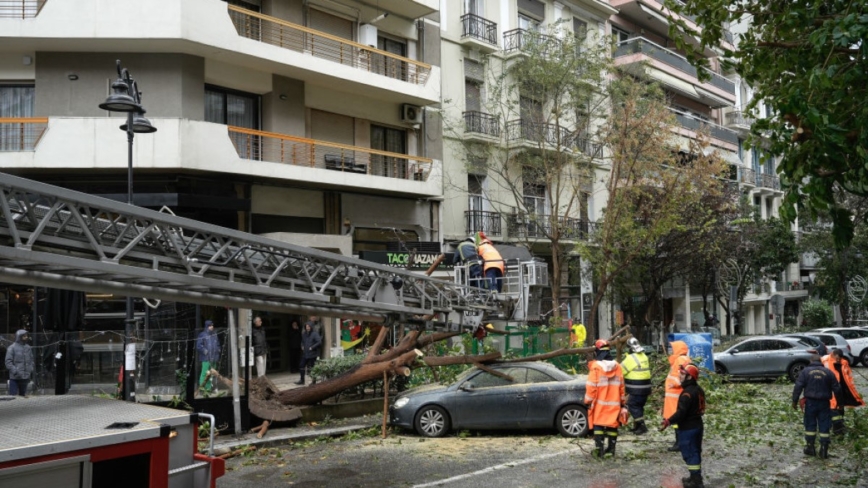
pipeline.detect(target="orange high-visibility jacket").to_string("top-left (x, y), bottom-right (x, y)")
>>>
top-left (584, 358), bottom-right (626, 429)
top-left (821, 354), bottom-right (865, 409)
top-left (663, 341), bottom-right (691, 420)
top-left (477, 240), bottom-right (504, 273)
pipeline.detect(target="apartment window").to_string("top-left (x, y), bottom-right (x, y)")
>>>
top-left (373, 35), bottom-right (408, 81)
top-left (464, 0), bottom-right (484, 16)
top-left (612, 26), bottom-right (630, 44)
top-left (523, 169), bottom-right (547, 216)
top-left (205, 85), bottom-right (260, 159)
top-left (518, 13), bottom-right (540, 32)
top-left (371, 124), bottom-right (407, 178)
top-left (0, 84), bottom-right (35, 151)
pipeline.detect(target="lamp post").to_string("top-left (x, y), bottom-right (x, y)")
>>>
top-left (99, 60), bottom-right (156, 402)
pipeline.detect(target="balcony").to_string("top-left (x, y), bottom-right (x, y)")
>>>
top-left (740, 167), bottom-right (756, 186)
top-left (614, 37), bottom-right (736, 107)
top-left (0, 0), bottom-right (45, 17)
top-left (465, 210), bottom-right (502, 237)
top-left (228, 6), bottom-right (431, 86)
top-left (506, 214), bottom-right (596, 240)
top-left (507, 120), bottom-right (570, 148)
top-left (757, 173), bottom-right (780, 191)
top-left (228, 127), bottom-right (433, 182)
top-left (460, 13), bottom-right (498, 52)
top-left (0, 118), bottom-right (49, 151)
top-left (503, 29), bottom-right (560, 57)
top-left (463, 111), bottom-right (500, 139)
top-left (725, 109), bottom-right (754, 134)
top-left (669, 109), bottom-right (738, 146)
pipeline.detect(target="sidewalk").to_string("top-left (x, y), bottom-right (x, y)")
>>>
top-left (210, 415), bottom-right (379, 455)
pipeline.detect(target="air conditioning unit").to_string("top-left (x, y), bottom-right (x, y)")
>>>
top-left (401, 104), bottom-right (423, 124)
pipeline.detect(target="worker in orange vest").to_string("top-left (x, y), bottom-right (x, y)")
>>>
top-left (664, 340), bottom-right (691, 452)
top-left (821, 348), bottom-right (865, 435)
top-left (476, 232), bottom-right (504, 292)
top-left (584, 339), bottom-right (627, 458)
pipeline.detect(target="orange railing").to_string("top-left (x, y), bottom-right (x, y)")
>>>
top-left (0, 118), bottom-right (48, 151)
top-left (0, 0), bottom-right (45, 18)
top-left (228, 127), bottom-right (433, 181)
top-left (227, 5), bottom-right (431, 86)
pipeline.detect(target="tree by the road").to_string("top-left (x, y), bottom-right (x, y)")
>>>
top-left (665, 0), bottom-right (868, 248)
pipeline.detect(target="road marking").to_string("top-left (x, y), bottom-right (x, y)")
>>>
top-left (412, 446), bottom-right (582, 487)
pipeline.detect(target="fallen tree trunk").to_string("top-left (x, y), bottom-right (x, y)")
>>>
top-left (421, 351), bottom-right (501, 366)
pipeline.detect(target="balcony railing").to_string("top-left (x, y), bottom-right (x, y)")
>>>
top-left (227, 5), bottom-right (431, 86)
top-left (614, 37), bottom-right (735, 94)
top-left (463, 111), bottom-right (500, 137)
top-left (228, 127), bottom-right (433, 181)
top-left (574, 135), bottom-right (603, 158)
top-left (503, 29), bottom-right (560, 56)
top-left (0, 0), bottom-right (45, 17)
top-left (507, 214), bottom-right (596, 240)
top-left (506, 119), bottom-right (602, 157)
top-left (758, 173), bottom-right (780, 190)
top-left (0, 118), bottom-right (49, 151)
top-left (461, 13), bottom-right (498, 46)
top-left (740, 167), bottom-right (756, 185)
top-left (670, 109), bottom-right (738, 145)
top-left (465, 210), bottom-right (502, 236)
top-left (725, 110), bottom-right (754, 127)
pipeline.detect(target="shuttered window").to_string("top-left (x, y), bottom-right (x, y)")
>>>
top-left (308, 8), bottom-right (353, 40)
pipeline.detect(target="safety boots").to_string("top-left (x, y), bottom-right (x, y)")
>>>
top-left (803, 442), bottom-right (816, 456)
top-left (631, 421), bottom-right (648, 435)
top-left (593, 436), bottom-right (605, 458)
top-left (604, 437), bottom-right (617, 457)
top-left (819, 443), bottom-right (830, 459)
top-left (668, 439), bottom-right (681, 452)
top-left (681, 472), bottom-right (704, 488)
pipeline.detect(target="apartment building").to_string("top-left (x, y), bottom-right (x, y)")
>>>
top-left (0, 0), bottom-right (443, 378)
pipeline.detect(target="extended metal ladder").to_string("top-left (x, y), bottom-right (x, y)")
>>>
top-left (0, 172), bottom-right (499, 327)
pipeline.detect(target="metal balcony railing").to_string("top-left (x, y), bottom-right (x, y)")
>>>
top-left (740, 167), bottom-right (756, 185)
top-left (574, 135), bottom-right (603, 158)
top-left (503, 29), bottom-right (560, 56)
top-left (0, 118), bottom-right (49, 151)
top-left (669, 109), bottom-right (739, 145)
top-left (614, 37), bottom-right (735, 94)
top-left (465, 210), bottom-right (502, 236)
top-left (463, 111), bottom-right (500, 137)
top-left (0, 0), bottom-right (45, 17)
top-left (759, 173), bottom-right (780, 190)
top-left (725, 110), bottom-right (754, 127)
top-left (227, 127), bottom-right (433, 181)
top-left (506, 120), bottom-right (602, 157)
top-left (507, 214), bottom-right (596, 240)
top-left (227, 5), bottom-right (431, 85)
top-left (461, 13), bottom-right (498, 46)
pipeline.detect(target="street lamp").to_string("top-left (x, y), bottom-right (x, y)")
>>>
top-left (99, 59), bottom-right (156, 402)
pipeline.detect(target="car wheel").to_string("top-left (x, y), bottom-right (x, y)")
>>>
top-left (788, 361), bottom-right (807, 382)
top-left (859, 350), bottom-right (868, 367)
top-left (414, 405), bottom-right (450, 438)
top-left (714, 362), bottom-right (727, 375)
top-left (556, 404), bottom-right (589, 438)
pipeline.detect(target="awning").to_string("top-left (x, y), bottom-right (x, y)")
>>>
top-left (646, 67), bottom-right (699, 99)
top-left (695, 86), bottom-right (732, 108)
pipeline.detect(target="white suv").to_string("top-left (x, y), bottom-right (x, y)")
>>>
top-left (812, 328), bottom-right (868, 366)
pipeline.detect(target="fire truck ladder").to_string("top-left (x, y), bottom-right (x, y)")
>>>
top-left (0, 172), bottom-right (499, 328)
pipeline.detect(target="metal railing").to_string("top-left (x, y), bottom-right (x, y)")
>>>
top-left (669, 109), bottom-right (738, 145)
top-left (506, 119), bottom-right (571, 148)
top-left (463, 111), bottom-right (500, 137)
top-left (0, 0), bottom-right (45, 17)
top-left (740, 167), bottom-right (756, 185)
top-left (507, 214), bottom-right (596, 240)
top-left (461, 13), bottom-right (498, 46)
top-left (614, 37), bottom-right (735, 94)
top-left (227, 126), bottom-right (433, 181)
top-left (574, 135), bottom-right (603, 158)
top-left (758, 173), bottom-right (780, 190)
top-left (725, 110), bottom-right (754, 127)
top-left (0, 117), bottom-right (49, 151)
top-left (465, 210), bottom-right (502, 236)
top-left (503, 29), bottom-right (560, 56)
top-left (227, 5), bottom-right (431, 86)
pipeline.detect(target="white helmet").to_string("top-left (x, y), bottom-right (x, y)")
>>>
top-left (627, 337), bottom-right (643, 353)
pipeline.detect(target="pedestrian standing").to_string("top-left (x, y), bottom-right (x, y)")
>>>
top-left (621, 337), bottom-right (651, 435)
top-left (570, 320), bottom-right (587, 348)
top-left (661, 363), bottom-right (706, 488)
top-left (196, 320), bottom-right (220, 393)
top-left (295, 321), bottom-right (322, 386)
top-left (288, 320), bottom-right (302, 373)
top-left (792, 355), bottom-right (842, 459)
top-left (251, 315), bottom-right (267, 378)
top-left (5, 329), bottom-right (34, 396)
top-left (664, 340), bottom-right (691, 451)
top-left (821, 348), bottom-right (865, 434)
top-left (584, 339), bottom-right (627, 458)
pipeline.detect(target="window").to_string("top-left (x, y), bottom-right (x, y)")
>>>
top-left (468, 175), bottom-right (485, 232)
top-left (370, 124), bottom-right (407, 178)
top-left (465, 80), bottom-right (482, 113)
top-left (0, 84), bottom-right (35, 151)
top-left (518, 13), bottom-right (539, 32)
top-left (464, 0), bottom-right (484, 16)
top-left (526, 369), bottom-right (555, 383)
top-left (373, 35), bottom-right (408, 81)
top-left (468, 367), bottom-right (525, 388)
top-left (205, 85), bottom-right (260, 160)
top-left (612, 26), bottom-right (630, 44)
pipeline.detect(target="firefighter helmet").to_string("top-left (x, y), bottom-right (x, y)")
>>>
top-left (594, 339), bottom-right (609, 350)
top-left (680, 363), bottom-right (700, 380)
top-left (627, 337), bottom-right (644, 353)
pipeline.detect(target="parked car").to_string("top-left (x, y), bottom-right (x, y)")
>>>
top-left (695, 326), bottom-right (722, 347)
top-left (390, 361), bottom-right (588, 438)
top-left (803, 332), bottom-right (855, 365)
top-left (777, 334), bottom-right (828, 356)
top-left (811, 328), bottom-right (868, 365)
top-left (714, 336), bottom-right (818, 382)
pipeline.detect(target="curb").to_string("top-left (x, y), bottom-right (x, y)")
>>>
top-left (211, 423), bottom-right (376, 454)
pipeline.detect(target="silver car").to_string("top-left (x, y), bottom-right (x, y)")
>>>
top-left (804, 332), bottom-right (856, 365)
top-left (390, 361), bottom-right (588, 438)
top-left (714, 336), bottom-right (818, 382)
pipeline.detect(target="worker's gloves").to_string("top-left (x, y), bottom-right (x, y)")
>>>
top-left (619, 407), bottom-right (629, 426)
top-left (659, 418), bottom-right (671, 431)
top-left (799, 398), bottom-right (806, 412)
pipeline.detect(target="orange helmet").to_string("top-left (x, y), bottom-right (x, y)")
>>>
top-left (680, 363), bottom-right (700, 380)
top-left (594, 339), bottom-right (609, 350)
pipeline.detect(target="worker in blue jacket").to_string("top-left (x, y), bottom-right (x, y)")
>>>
top-left (792, 355), bottom-right (842, 459)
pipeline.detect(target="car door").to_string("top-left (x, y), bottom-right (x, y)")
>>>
top-left (451, 367), bottom-right (529, 429)
top-left (521, 368), bottom-right (564, 427)
top-left (763, 339), bottom-right (796, 374)
top-left (724, 339), bottom-right (762, 374)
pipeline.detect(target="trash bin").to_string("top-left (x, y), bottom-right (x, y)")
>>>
top-left (667, 333), bottom-right (714, 372)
